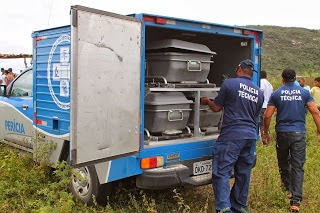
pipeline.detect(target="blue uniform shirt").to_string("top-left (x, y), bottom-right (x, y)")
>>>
top-left (268, 82), bottom-right (314, 133)
top-left (214, 76), bottom-right (264, 141)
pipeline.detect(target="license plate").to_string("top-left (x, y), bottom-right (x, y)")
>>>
top-left (193, 159), bottom-right (212, 175)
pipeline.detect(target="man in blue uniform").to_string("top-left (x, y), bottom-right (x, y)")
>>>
top-left (262, 68), bottom-right (320, 212)
top-left (201, 59), bottom-right (264, 213)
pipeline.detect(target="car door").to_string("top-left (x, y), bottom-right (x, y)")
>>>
top-left (0, 69), bottom-right (34, 149)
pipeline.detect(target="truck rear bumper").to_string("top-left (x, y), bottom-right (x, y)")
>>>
top-left (136, 164), bottom-right (212, 189)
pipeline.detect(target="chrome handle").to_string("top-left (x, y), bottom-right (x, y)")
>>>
top-left (187, 60), bottom-right (201, 71)
top-left (22, 104), bottom-right (28, 110)
top-left (145, 76), bottom-right (168, 84)
top-left (168, 110), bottom-right (183, 121)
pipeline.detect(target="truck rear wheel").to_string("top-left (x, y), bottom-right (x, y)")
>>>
top-left (69, 165), bottom-right (112, 205)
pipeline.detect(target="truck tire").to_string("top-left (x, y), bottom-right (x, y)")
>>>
top-left (69, 165), bottom-right (112, 205)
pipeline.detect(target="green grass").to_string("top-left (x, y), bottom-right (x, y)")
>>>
top-left (0, 146), bottom-right (212, 212)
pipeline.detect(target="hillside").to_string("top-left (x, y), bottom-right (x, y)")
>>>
top-left (247, 25), bottom-right (320, 78)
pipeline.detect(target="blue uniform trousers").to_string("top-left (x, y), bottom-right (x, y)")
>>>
top-left (276, 132), bottom-right (306, 206)
top-left (213, 139), bottom-right (256, 213)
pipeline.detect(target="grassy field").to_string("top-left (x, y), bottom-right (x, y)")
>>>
top-left (0, 111), bottom-right (320, 212)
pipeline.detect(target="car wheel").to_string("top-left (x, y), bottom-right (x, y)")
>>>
top-left (69, 165), bottom-right (112, 205)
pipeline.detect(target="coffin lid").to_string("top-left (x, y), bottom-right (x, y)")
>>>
top-left (146, 39), bottom-right (217, 55)
top-left (184, 90), bottom-right (218, 99)
top-left (145, 92), bottom-right (193, 105)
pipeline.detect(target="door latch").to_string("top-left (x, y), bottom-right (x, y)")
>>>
top-left (22, 104), bottom-right (28, 110)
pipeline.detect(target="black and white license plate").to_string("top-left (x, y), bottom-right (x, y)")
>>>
top-left (193, 159), bottom-right (212, 175)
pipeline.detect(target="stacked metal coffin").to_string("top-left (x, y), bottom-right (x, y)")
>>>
top-left (144, 39), bottom-right (222, 139)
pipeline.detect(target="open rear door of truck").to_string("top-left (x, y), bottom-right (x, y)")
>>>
top-left (70, 5), bottom-right (141, 166)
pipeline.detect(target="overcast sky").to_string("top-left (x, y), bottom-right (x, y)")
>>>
top-left (1, 0), bottom-right (319, 72)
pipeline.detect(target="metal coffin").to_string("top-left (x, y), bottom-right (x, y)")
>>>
top-left (144, 92), bottom-right (193, 133)
top-left (189, 105), bottom-right (222, 128)
top-left (146, 39), bottom-right (216, 83)
top-left (185, 91), bottom-right (222, 128)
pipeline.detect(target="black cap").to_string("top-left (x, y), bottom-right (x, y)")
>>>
top-left (282, 68), bottom-right (296, 81)
top-left (236, 59), bottom-right (257, 72)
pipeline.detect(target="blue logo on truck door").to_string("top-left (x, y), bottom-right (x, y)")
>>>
top-left (5, 120), bottom-right (25, 134)
top-left (47, 34), bottom-right (71, 110)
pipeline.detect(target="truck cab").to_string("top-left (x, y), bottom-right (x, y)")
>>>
top-left (0, 68), bottom-right (33, 151)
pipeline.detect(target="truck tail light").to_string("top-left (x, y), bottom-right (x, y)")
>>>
top-left (242, 30), bottom-right (254, 36)
top-left (141, 156), bottom-right (164, 169)
top-left (155, 17), bottom-right (166, 24)
top-left (143, 16), bottom-right (167, 25)
top-left (35, 36), bottom-right (47, 41)
top-left (242, 30), bottom-right (260, 44)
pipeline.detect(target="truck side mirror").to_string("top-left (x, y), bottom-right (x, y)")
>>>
top-left (0, 85), bottom-right (7, 97)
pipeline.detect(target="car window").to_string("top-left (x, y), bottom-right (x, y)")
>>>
top-left (10, 71), bottom-right (33, 97)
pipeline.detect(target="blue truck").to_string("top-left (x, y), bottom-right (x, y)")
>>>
top-left (0, 5), bottom-right (263, 204)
